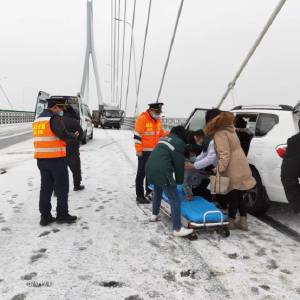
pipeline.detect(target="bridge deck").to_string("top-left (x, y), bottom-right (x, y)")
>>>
top-left (0, 128), bottom-right (299, 299)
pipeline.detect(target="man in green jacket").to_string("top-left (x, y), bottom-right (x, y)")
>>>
top-left (145, 126), bottom-right (194, 237)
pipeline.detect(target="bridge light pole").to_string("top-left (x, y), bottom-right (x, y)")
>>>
top-left (23, 86), bottom-right (29, 111)
top-left (115, 18), bottom-right (139, 116)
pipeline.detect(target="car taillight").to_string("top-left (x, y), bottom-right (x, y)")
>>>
top-left (276, 144), bottom-right (287, 158)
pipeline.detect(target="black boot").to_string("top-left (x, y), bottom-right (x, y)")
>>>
top-left (40, 214), bottom-right (56, 226)
top-left (74, 185), bottom-right (85, 191)
top-left (136, 196), bottom-right (150, 204)
top-left (56, 214), bottom-right (77, 223)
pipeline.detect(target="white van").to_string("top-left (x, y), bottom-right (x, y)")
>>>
top-left (34, 92), bottom-right (93, 144)
top-left (185, 104), bottom-right (299, 215)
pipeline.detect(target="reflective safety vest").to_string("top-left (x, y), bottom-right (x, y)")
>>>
top-left (134, 110), bottom-right (169, 153)
top-left (32, 115), bottom-right (66, 159)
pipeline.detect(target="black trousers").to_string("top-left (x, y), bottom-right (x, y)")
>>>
top-left (136, 153), bottom-right (151, 197)
top-left (227, 189), bottom-right (247, 219)
top-left (281, 177), bottom-right (300, 213)
top-left (192, 179), bottom-right (212, 201)
top-left (66, 154), bottom-right (82, 187)
top-left (37, 158), bottom-right (69, 216)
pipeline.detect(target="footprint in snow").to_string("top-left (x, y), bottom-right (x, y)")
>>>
top-left (39, 231), bottom-right (51, 237)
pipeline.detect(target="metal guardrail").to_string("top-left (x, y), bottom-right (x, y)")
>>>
top-left (123, 117), bottom-right (187, 131)
top-left (0, 110), bottom-right (35, 124)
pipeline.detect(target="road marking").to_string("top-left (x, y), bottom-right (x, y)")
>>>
top-left (0, 130), bottom-right (33, 140)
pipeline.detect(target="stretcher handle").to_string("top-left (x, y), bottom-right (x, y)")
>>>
top-left (203, 211), bottom-right (223, 226)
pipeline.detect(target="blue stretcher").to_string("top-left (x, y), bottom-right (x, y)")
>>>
top-left (149, 184), bottom-right (230, 237)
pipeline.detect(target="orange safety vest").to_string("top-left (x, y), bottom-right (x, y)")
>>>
top-left (32, 116), bottom-right (66, 159)
top-left (134, 110), bottom-right (169, 152)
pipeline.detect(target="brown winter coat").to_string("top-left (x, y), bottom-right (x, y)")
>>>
top-left (204, 112), bottom-right (256, 192)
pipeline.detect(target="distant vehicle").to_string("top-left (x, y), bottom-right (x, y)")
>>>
top-left (92, 106), bottom-right (125, 129)
top-left (184, 104), bottom-right (300, 215)
top-left (34, 92), bottom-right (93, 144)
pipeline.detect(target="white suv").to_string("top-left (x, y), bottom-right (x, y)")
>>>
top-left (185, 104), bottom-right (300, 215)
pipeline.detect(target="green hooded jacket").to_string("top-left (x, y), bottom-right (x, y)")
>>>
top-left (145, 133), bottom-right (185, 187)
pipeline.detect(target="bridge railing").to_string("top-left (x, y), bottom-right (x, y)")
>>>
top-left (0, 110), bottom-right (35, 124)
top-left (123, 117), bottom-right (187, 131)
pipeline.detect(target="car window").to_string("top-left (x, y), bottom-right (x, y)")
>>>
top-left (255, 114), bottom-right (279, 137)
top-left (234, 114), bottom-right (258, 136)
top-left (187, 110), bottom-right (207, 131)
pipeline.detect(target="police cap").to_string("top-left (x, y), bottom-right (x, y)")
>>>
top-left (148, 102), bottom-right (164, 112)
top-left (46, 98), bottom-right (67, 108)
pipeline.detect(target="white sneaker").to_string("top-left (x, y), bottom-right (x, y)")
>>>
top-left (150, 215), bottom-right (159, 222)
top-left (174, 227), bottom-right (194, 237)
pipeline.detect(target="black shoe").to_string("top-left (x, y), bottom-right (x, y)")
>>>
top-left (136, 196), bottom-right (150, 204)
top-left (74, 185), bottom-right (85, 191)
top-left (56, 214), bottom-right (77, 223)
top-left (40, 215), bottom-right (56, 226)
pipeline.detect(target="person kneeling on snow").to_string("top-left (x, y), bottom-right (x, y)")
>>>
top-left (145, 126), bottom-right (194, 237)
top-left (182, 144), bottom-right (212, 202)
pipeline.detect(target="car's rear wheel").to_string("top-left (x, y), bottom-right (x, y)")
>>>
top-left (243, 168), bottom-right (271, 215)
top-left (89, 129), bottom-right (93, 139)
top-left (82, 130), bottom-right (87, 145)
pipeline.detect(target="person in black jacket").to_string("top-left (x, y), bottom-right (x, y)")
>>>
top-left (62, 105), bottom-right (85, 191)
top-left (281, 129), bottom-right (300, 216)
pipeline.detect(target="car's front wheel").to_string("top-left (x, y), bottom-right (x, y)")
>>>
top-left (243, 168), bottom-right (271, 215)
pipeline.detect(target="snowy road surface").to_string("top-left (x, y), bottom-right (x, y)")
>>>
top-left (0, 123), bottom-right (33, 150)
top-left (0, 128), bottom-right (300, 300)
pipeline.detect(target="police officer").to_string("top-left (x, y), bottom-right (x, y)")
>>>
top-left (33, 98), bottom-right (79, 226)
top-left (134, 103), bottom-right (169, 204)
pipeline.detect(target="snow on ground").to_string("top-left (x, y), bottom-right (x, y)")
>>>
top-left (0, 128), bottom-right (300, 300)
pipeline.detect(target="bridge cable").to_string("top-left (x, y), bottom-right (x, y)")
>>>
top-left (156, 0), bottom-right (185, 103)
top-left (111, 0), bottom-right (113, 102)
top-left (113, 0), bottom-right (117, 103)
top-left (135, 0), bottom-right (152, 113)
top-left (119, 0), bottom-right (127, 110)
top-left (217, 0), bottom-right (287, 108)
top-left (116, 0), bottom-right (121, 106)
top-left (124, 0), bottom-right (137, 110)
top-left (0, 84), bottom-right (14, 110)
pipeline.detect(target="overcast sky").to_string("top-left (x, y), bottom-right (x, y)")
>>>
top-left (0, 0), bottom-right (300, 117)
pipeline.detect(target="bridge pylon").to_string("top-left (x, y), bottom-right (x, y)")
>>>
top-left (80, 0), bottom-right (104, 111)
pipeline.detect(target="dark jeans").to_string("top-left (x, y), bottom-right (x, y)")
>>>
top-left (37, 158), bottom-right (69, 216)
top-left (228, 189), bottom-right (247, 219)
top-left (153, 185), bottom-right (182, 229)
top-left (192, 179), bottom-right (212, 201)
top-left (135, 153), bottom-right (151, 197)
top-left (66, 154), bottom-right (82, 187)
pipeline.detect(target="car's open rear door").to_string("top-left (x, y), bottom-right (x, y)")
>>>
top-left (34, 91), bottom-right (50, 119)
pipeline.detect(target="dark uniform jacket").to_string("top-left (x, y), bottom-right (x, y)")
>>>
top-left (62, 111), bottom-right (84, 156)
top-left (41, 109), bottom-right (77, 142)
top-left (281, 132), bottom-right (300, 213)
top-left (145, 133), bottom-right (185, 187)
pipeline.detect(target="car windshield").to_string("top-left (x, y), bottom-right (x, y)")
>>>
top-left (104, 110), bottom-right (122, 118)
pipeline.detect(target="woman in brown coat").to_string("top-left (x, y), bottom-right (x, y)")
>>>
top-left (204, 109), bottom-right (256, 231)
